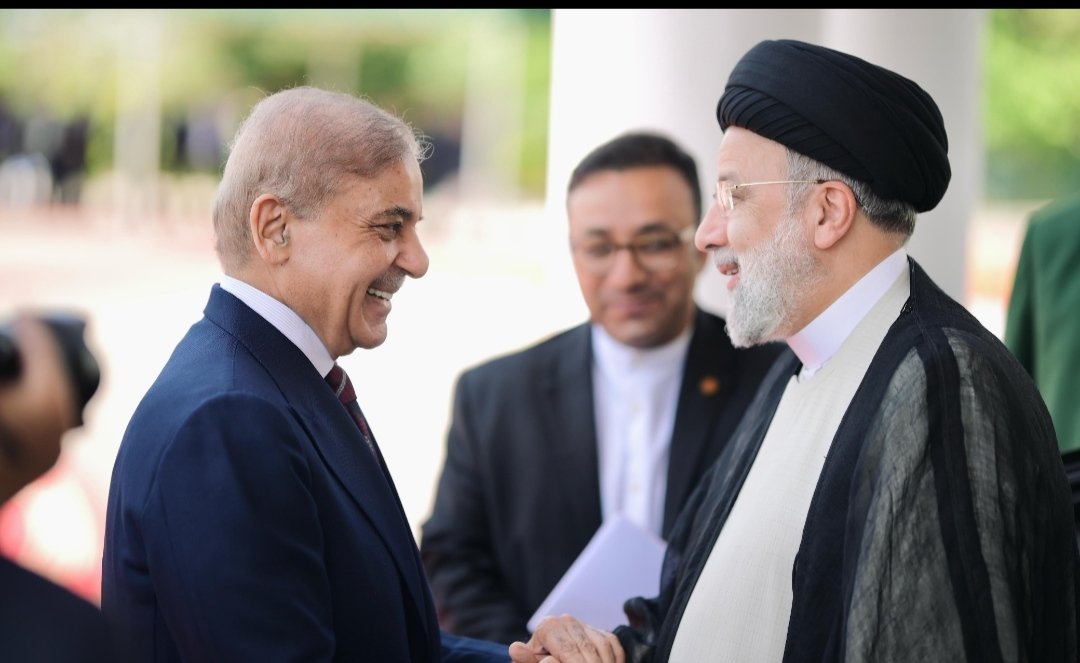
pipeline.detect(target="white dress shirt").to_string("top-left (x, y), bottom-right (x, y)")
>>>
top-left (591, 323), bottom-right (692, 536)
top-left (219, 275), bottom-right (335, 379)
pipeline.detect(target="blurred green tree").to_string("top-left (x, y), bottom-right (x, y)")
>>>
top-left (984, 9), bottom-right (1080, 200)
top-left (3, 9), bottom-right (1078, 202)
top-left (0, 9), bottom-right (552, 197)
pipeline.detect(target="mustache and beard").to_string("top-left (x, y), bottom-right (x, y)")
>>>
top-left (712, 211), bottom-right (822, 348)
top-left (369, 269), bottom-right (406, 297)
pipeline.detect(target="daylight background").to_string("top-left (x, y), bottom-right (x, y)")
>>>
top-left (0, 8), bottom-right (1076, 603)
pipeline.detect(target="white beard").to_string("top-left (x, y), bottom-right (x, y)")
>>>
top-left (720, 214), bottom-right (820, 348)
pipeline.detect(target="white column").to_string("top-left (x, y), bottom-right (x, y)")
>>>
top-left (458, 11), bottom-right (528, 202)
top-left (110, 9), bottom-right (163, 232)
top-left (821, 9), bottom-right (985, 303)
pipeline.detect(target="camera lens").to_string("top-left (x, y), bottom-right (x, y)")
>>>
top-left (42, 315), bottom-right (101, 422)
top-left (0, 314), bottom-right (101, 426)
top-left (0, 330), bottom-right (20, 379)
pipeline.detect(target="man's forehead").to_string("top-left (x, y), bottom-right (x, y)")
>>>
top-left (715, 128), bottom-right (786, 176)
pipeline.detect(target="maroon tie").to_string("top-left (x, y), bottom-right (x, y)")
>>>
top-left (325, 363), bottom-right (376, 455)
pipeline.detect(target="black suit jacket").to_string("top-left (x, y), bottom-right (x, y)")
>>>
top-left (420, 308), bottom-right (783, 644)
top-left (0, 556), bottom-right (116, 662)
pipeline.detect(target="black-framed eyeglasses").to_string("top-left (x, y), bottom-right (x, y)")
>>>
top-left (571, 226), bottom-right (696, 275)
top-left (714, 179), bottom-right (827, 213)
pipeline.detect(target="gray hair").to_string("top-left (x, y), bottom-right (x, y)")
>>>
top-left (212, 86), bottom-right (432, 269)
top-left (785, 149), bottom-right (917, 237)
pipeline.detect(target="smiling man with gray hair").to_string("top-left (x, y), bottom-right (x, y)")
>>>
top-left (102, 86), bottom-right (506, 663)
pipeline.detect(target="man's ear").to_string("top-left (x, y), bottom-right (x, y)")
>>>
top-left (249, 194), bottom-right (291, 264)
top-left (812, 181), bottom-right (859, 250)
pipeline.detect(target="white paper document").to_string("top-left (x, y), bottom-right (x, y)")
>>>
top-left (527, 514), bottom-right (668, 633)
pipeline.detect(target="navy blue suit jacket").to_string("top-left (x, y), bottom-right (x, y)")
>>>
top-left (102, 285), bottom-right (506, 662)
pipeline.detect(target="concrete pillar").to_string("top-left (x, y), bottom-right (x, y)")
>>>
top-left (547, 9), bottom-right (984, 313)
top-left (820, 9), bottom-right (985, 305)
top-left (110, 10), bottom-right (163, 232)
top-left (458, 12), bottom-right (528, 202)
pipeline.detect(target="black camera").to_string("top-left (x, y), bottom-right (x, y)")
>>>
top-left (0, 313), bottom-right (101, 426)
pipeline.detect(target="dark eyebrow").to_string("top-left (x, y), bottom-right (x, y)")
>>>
top-left (581, 222), bottom-right (678, 239)
top-left (372, 205), bottom-right (418, 223)
top-left (634, 223), bottom-right (676, 235)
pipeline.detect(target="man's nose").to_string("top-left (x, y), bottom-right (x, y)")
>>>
top-left (695, 202), bottom-right (729, 253)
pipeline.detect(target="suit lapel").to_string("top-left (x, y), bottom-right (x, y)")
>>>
top-left (540, 324), bottom-right (603, 538)
top-left (204, 286), bottom-right (434, 637)
top-left (664, 308), bottom-right (732, 534)
top-left (296, 399), bottom-right (434, 629)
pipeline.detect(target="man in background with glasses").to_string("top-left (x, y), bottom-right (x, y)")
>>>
top-left (511, 39), bottom-right (1078, 663)
top-left (421, 131), bottom-right (783, 645)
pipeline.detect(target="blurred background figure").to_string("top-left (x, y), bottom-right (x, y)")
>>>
top-left (0, 314), bottom-right (114, 662)
top-left (420, 131), bottom-right (782, 644)
top-left (1005, 191), bottom-right (1080, 539)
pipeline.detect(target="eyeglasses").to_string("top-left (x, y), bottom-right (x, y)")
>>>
top-left (571, 226), bottom-right (696, 275)
top-left (714, 179), bottom-right (826, 213)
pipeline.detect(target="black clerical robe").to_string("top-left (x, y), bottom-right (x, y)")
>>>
top-left (615, 258), bottom-right (1079, 662)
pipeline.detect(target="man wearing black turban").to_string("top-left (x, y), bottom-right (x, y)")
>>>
top-left (510, 39), bottom-right (1079, 663)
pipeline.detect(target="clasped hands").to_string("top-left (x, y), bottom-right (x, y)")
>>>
top-left (508, 614), bottom-right (625, 663)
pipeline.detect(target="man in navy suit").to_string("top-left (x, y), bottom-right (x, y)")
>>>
top-left (102, 86), bottom-right (506, 662)
top-left (420, 132), bottom-right (782, 644)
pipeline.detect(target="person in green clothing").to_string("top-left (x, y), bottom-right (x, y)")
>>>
top-left (1005, 192), bottom-right (1080, 455)
top-left (1005, 193), bottom-right (1080, 546)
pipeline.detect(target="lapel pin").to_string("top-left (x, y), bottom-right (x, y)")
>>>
top-left (699, 375), bottom-right (720, 396)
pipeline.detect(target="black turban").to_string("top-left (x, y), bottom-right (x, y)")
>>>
top-left (717, 39), bottom-right (951, 213)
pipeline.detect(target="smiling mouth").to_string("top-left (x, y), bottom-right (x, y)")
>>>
top-left (367, 287), bottom-right (393, 301)
top-left (710, 249), bottom-right (739, 277)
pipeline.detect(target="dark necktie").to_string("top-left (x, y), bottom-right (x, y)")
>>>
top-left (325, 363), bottom-right (376, 456)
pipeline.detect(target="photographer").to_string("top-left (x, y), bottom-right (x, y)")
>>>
top-left (0, 313), bottom-right (115, 662)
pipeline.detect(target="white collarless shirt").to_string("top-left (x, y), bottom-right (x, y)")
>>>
top-left (787, 248), bottom-right (909, 379)
top-left (591, 323), bottom-right (693, 537)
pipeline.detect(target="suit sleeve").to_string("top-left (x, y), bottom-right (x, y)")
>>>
top-left (439, 631), bottom-right (514, 662)
top-left (421, 371), bottom-right (529, 644)
top-left (1004, 220), bottom-right (1037, 377)
top-left (141, 394), bottom-right (335, 661)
